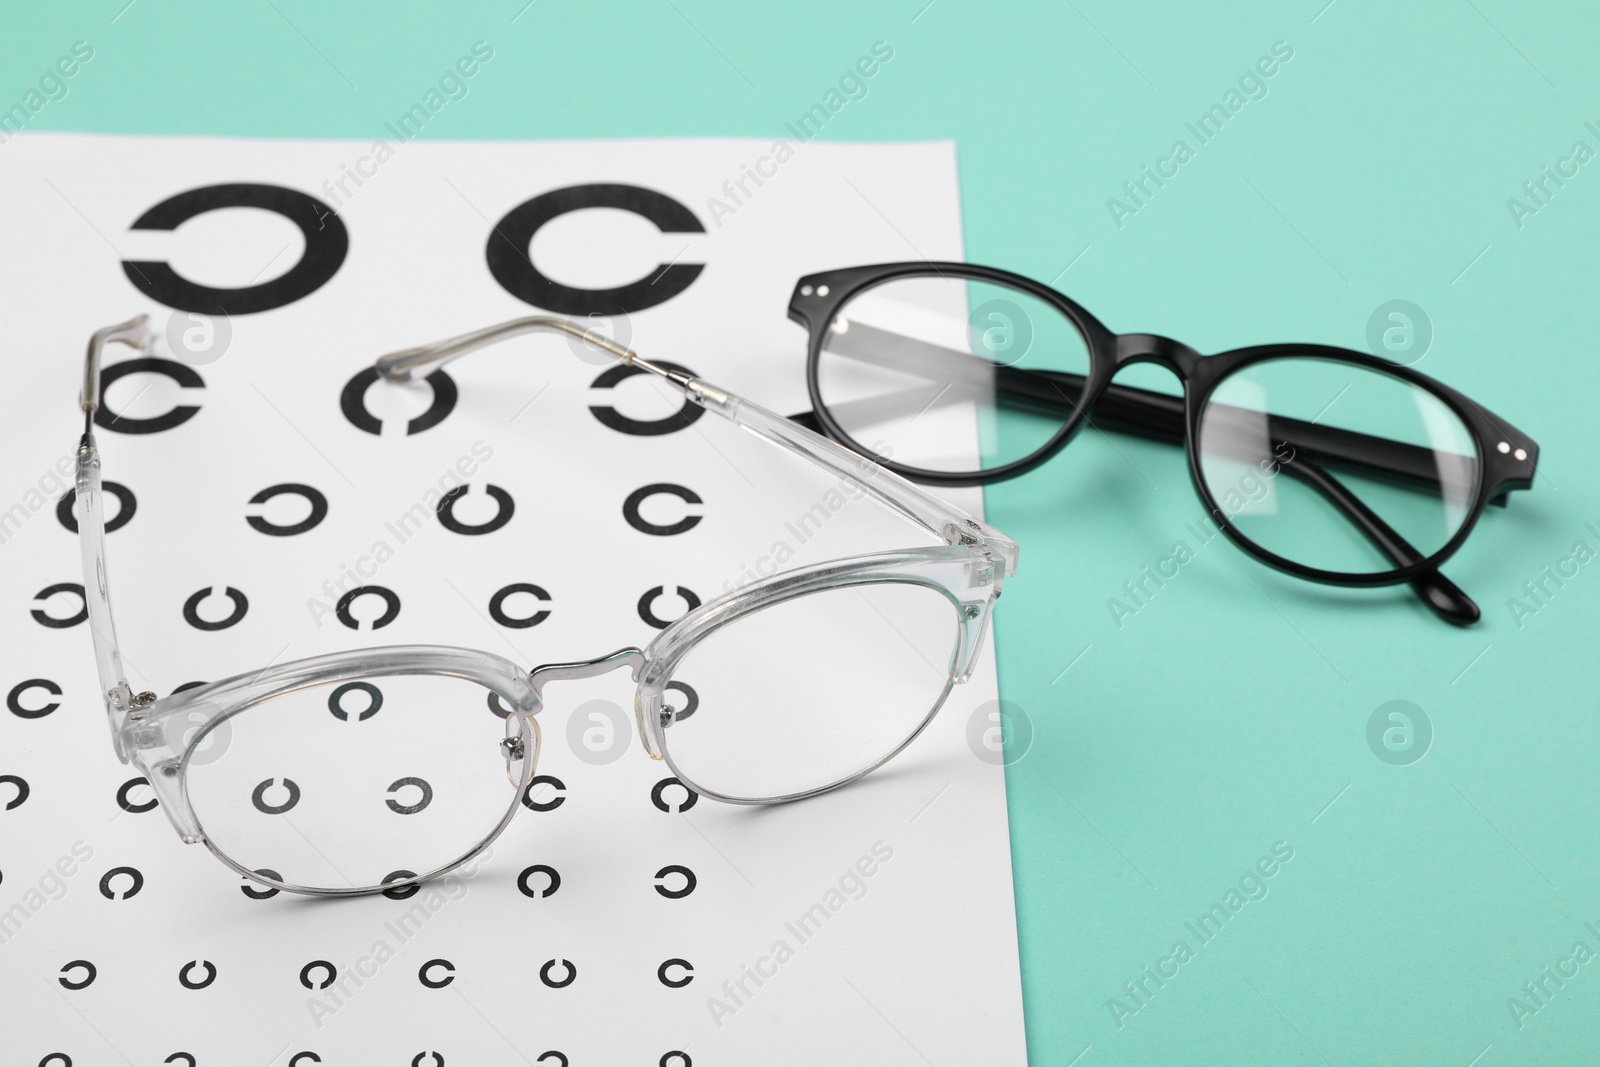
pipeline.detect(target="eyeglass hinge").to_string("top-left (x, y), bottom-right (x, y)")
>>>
top-left (943, 518), bottom-right (983, 547)
top-left (658, 700), bottom-right (696, 728)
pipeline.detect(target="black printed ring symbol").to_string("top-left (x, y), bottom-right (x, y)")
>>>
top-left (336, 585), bottom-right (400, 630)
top-left (243, 869), bottom-right (282, 899)
top-left (328, 681), bottom-right (383, 721)
top-left (436, 484), bottom-right (515, 535)
top-left (487, 692), bottom-right (516, 719)
top-left (638, 585), bottom-right (701, 629)
top-left (382, 870), bottom-right (421, 899)
top-left (247, 483), bottom-right (328, 536)
top-left (386, 776), bottom-right (433, 814)
top-left (488, 183), bottom-right (705, 314)
top-left (518, 864), bottom-right (561, 898)
top-left (623, 484), bottom-right (704, 536)
top-left (590, 361), bottom-right (706, 436)
top-left (0, 774), bottom-right (30, 810)
top-left (99, 866), bottom-right (144, 899)
top-left (9, 678), bottom-right (62, 719)
top-left (124, 183), bottom-right (349, 315)
top-left (165, 1055), bottom-right (197, 1067)
top-left (56, 481), bottom-right (136, 533)
top-left (419, 959), bottom-right (455, 988)
top-left (411, 1054), bottom-right (444, 1067)
top-left (490, 583), bottom-right (551, 629)
top-left (661, 1055), bottom-right (692, 1067)
top-left (252, 778), bottom-right (301, 814)
top-left (117, 776), bottom-right (158, 813)
top-left (178, 960), bottom-right (217, 989)
top-left (32, 583), bottom-right (87, 628)
top-left (59, 960), bottom-right (96, 990)
top-left (341, 366), bottom-right (458, 436)
top-left (41, 1055), bottom-right (74, 1067)
top-left (536, 1054), bottom-right (569, 1067)
top-left (183, 586), bottom-right (248, 631)
top-left (521, 775), bottom-right (567, 812)
top-left (658, 958), bottom-right (694, 988)
top-left (539, 959), bottom-right (577, 988)
top-left (289, 1054), bottom-right (323, 1067)
top-left (651, 777), bottom-right (698, 813)
top-left (654, 865), bottom-right (697, 899)
top-left (300, 960), bottom-right (337, 990)
top-left (95, 357), bottom-right (204, 434)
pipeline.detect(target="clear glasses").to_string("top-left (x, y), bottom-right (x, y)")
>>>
top-left (791, 263), bottom-right (1540, 624)
top-left (75, 315), bottom-right (1017, 896)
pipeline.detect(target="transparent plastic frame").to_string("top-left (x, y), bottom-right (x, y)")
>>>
top-left (74, 315), bottom-right (1018, 896)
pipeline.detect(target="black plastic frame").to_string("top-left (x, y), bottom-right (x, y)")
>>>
top-left (789, 262), bottom-right (1540, 625)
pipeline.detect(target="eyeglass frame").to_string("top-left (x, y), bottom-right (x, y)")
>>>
top-left (73, 313), bottom-right (1018, 897)
top-left (787, 261), bottom-right (1540, 625)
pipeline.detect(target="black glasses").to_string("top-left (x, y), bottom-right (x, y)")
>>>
top-left (786, 262), bottom-right (1539, 625)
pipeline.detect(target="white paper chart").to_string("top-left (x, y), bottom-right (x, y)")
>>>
top-left (0, 133), bottom-right (1025, 1065)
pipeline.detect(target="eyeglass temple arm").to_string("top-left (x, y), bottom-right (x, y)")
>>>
top-left (81, 314), bottom-right (156, 431)
top-left (998, 371), bottom-right (1489, 621)
top-left (1273, 454), bottom-right (1478, 624)
top-left (1049, 387), bottom-right (1480, 621)
top-left (376, 316), bottom-right (637, 379)
top-left (1095, 410), bottom-right (1480, 622)
top-left (78, 315), bottom-right (158, 756)
top-left (374, 317), bottom-right (1017, 576)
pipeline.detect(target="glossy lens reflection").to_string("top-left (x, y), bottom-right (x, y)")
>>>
top-left (1197, 356), bottom-right (1480, 575)
top-left (660, 581), bottom-right (963, 801)
top-left (815, 276), bottom-right (1092, 474)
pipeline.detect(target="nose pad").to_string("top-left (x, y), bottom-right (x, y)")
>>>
top-left (953, 597), bottom-right (997, 684)
top-left (634, 689), bottom-right (664, 760)
top-left (636, 680), bottom-right (703, 761)
top-left (502, 714), bottom-right (540, 787)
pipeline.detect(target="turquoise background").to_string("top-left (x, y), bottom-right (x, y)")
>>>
top-left (6, 1), bottom-right (1598, 1061)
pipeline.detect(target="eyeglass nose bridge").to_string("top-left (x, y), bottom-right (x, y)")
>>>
top-left (527, 647), bottom-right (647, 701)
top-left (499, 648), bottom-right (651, 785)
top-left (528, 643), bottom-right (665, 767)
top-left (1112, 333), bottom-right (1203, 378)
